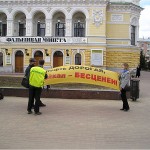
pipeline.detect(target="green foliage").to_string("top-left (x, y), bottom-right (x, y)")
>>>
top-left (140, 51), bottom-right (147, 70)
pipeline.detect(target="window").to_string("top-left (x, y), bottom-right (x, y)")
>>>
top-left (0, 52), bottom-right (3, 66)
top-left (131, 25), bottom-right (136, 45)
top-left (74, 21), bottom-right (85, 37)
top-left (0, 22), bottom-right (7, 36)
top-left (75, 53), bottom-right (81, 65)
top-left (55, 22), bottom-right (65, 37)
top-left (19, 23), bottom-right (26, 36)
top-left (37, 23), bottom-right (45, 36)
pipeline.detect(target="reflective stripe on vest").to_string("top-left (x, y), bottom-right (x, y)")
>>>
top-left (29, 66), bottom-right (46, 87)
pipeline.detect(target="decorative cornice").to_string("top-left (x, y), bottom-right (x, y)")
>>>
top-left (0, 0), bottom-right (109, 6)
top-left (107, 2), bottom-right (143, 14)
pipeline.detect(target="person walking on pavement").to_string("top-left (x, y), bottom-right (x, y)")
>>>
top-left (120, 63), bottom-right (130, 112)
top-left (136, 64), bottom-right (141, 78)
top-left (25, 58), bottom-right (46, 107)
top-left (27, 59), bottom-right (47, 115)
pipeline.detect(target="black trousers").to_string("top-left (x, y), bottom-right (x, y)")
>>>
top-left (27, 86), bottom-right (42, 113)
top-left (121, 88), bottom-right (130, 110)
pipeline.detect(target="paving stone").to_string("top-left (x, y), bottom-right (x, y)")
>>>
top-left (0, 71), bottom-right (150, 149)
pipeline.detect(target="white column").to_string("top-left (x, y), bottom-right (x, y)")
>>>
top-left (26, 19), bottom-right (33, 36)
top-left (65, 19), bottom-right (72, 37)
top-left (45, 19), bottom-right (52, 36)
top-left (7, 19), bottom-right (13, 36)
top-left (85, 18), bottom-right (89, 36)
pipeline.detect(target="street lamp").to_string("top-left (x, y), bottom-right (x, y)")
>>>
top-left (45, 49), bottom-right (49, 56)
top-left (25, 49), bottom-right (29, 56)
top-left (5, 49), bottom-right (10, 55)
top-left (66, 49), bottom-right (69, 56)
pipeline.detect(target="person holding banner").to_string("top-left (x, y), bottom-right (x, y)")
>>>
top-left (120, 63), bottom-right (130, 112)
top-left (27, 59), bottom-right (47, 115)
top-left (25, 58), bottom-right (46, 107)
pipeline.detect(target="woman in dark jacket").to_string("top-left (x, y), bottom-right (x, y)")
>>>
top-left (136, 64), bottom-right (141, 78)
top-left (120, 63), bottom-right (130, 111)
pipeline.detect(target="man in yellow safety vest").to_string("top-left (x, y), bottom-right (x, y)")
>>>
top-left (27, 59), bottom-right (47, 115)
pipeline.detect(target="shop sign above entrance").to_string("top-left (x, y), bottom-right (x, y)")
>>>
top-left (0, 37), bottom-right (87, 44)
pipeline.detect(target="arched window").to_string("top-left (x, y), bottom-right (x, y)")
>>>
top-left (53, 12), bottom-right (65, 37)
top-left (14, 12), bottom-right (26, 36)
top-left (37, 21), bottom-right (45, 36)
top-left (0, 13), bottom-right (7, 36)
top-left (34, 51), bottom-right (43, 66)
top-left (74, 20), bottom-right (85, 37)
top-left (131, 17), bottom-right (138, 46)
top-left (55, 20), bottom-right (65, 37)
top-left (0, 52), bottom-right (3, 66)
top-left (73, 12), bottom-right (86, 37)
top-left (75, 53), bottom-right (81, 65)
top-left (33, 12), bottom-right (45, 36)
top-left (131, 25), bottom-right (136, 45)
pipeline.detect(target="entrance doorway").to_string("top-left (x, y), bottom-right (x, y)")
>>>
top-left (34, 51), bottom-right (43, 66)
top-left (53, 51), bottom-right (63, 67)
top-left (15, 50), bottom-right (24, 73)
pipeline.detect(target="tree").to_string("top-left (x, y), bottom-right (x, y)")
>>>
top-left (140, 51), bottom-right (147, 70)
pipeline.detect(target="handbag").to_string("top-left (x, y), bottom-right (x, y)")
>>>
top-left (21, 76), bottom-right (29, 88)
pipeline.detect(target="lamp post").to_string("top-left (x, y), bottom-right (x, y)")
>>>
top-left (25, 49), bottom-right (29, 56)
top-left (5, 49), bottom-right (10, 55)
top-left (45, 49), bottom-right (49, 56)
top-left (66, 49), bottom-right (69, 56)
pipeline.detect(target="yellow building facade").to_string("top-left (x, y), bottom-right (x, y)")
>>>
top-left (0, 0), bottom-right (143, 73)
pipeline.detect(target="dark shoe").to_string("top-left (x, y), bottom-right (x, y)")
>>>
top-left (35, 112), bottom-right (42, 115)
top-left (120, 108), bottom-right (124, 110)
top-left (124, 109), bottom-right (129, 111)
top-left (28, 111), bottom-right (33, 114)
top-left (39, 103), bottom-right (46, 107)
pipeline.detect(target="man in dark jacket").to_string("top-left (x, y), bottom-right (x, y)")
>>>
top-left (25, 58), bottom-right (46, 107)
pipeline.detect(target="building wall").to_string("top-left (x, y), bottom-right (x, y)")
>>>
top-left (0, 0), bottom-right (143, 73)
top-left (138, 39), bottom-right (150, 62)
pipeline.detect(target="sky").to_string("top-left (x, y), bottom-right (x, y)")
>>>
top-left (139, 0), bottom-right (150, 39)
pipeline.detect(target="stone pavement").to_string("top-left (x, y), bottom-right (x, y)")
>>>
top-left (0, 71), bottom-right (150, 149)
